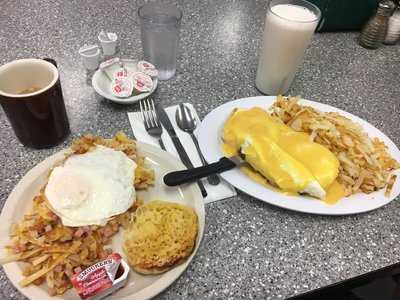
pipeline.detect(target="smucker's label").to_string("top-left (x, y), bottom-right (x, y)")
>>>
top-left (71, 253), bottom-right (129, 300)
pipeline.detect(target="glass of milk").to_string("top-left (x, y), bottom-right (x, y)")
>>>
top-left (255, 0), bottom-right (321, 95)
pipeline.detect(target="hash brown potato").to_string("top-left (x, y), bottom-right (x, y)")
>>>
top-left (271, 96), bottom-right (399, 196)
top-left (0, 132), bottom-right (153, 295)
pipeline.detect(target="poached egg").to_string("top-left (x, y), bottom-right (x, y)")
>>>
top-left (222, 107), bottom-right (340, 200)
top-left (45, 145), bottom-right (137, 226)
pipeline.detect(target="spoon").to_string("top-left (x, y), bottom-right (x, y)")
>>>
top-left (176, 104), bottom-right (220, 185)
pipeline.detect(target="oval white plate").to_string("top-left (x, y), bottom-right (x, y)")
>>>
top-left (197, 96), bottom-right (400, 215)
top-left (0, 142), bottom-right (204, 300)
top-left (92, 59), bottom-right (158, 105)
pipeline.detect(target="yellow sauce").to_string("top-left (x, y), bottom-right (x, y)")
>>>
top-left (240, 164), bottom-right (345, 204)
top-left (222, 107), bottom-right (341, 201)
top-left (240, 165), bottom-right (286, 193)
top-left (324, 180), bottom-right (345, 205)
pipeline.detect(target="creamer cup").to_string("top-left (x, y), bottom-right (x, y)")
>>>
top-left (137, 60), bottom-right (158, 77)
top-left (132, 72), bottom-right (153, 94)
top-left (99, 58), bottom-right (121, 80)
top-left (112, 77), bottom-right (133, 98)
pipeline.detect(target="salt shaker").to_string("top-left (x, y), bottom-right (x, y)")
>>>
top-left (384, 2), bottom-right (400, 44)
top-left (359, 0), bottom-right (395, 49)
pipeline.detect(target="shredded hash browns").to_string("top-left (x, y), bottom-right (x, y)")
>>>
top-left (0, 132), bottom-right (153, 295)
top-left (271, 96), bottom-right (399, 196)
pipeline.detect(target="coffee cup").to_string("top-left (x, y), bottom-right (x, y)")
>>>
top-left (0, 58), bottom-right (70, 148)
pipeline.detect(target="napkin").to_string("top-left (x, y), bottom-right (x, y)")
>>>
top-left (127, 103), bottom-right (237, 204)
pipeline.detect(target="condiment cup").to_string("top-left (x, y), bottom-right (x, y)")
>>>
top-left (79, 44), bottom-right (101, 70)
top-left (98, 31), bottom-right (118, 56)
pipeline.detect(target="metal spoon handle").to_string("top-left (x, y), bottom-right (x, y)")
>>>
top-left (158, 138), bottom-right (166, 150)
top-left (190, 133), bottom-right (207, 165)
top-left (190, 133), bottom-right (220, 185)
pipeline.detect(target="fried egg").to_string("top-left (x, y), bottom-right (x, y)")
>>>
top-left (45, 145), bottom-right (137, 226)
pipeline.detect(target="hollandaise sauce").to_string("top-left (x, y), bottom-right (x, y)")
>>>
top-left (240, 165), bottom-right (298, 196)
top-left (324, 180), bottom-right (345, 205)
top-left (222, 107), bottom-right (341, 202)
top-left (240, 164), bottom-right (345, 204)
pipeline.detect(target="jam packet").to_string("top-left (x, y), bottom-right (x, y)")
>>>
top-left (71, 253), bottom-right (130, 300)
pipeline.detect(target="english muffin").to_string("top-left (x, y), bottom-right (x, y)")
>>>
top-left (123, 200), bottom-right (198, 274)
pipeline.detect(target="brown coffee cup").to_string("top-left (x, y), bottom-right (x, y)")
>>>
top-left (0, 58), bottom-right (70, 149)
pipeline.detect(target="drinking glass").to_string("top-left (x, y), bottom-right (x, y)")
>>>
top-left (255, 0), bottom-right (321, 95)
top-left (138, 3), bottom-right (182, 81)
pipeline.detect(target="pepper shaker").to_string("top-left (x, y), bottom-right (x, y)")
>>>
top-left (384, 1), bottom-right (400, 44)
top-left (359, 0), bottom-right (395, 49)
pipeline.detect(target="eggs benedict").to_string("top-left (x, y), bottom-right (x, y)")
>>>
top-left (222, 107), bottom-right (339, 200)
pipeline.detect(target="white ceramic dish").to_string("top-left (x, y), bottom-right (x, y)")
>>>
top-left (197, 96), bottom-right (400, 215)
top-left (92, 59), bottom-right (158, 105)
top-left (0, 142), bottom-right (204, 300)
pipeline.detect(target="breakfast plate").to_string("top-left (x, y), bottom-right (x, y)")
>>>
top-left (92, 59), bottom-right (158, 105)
top-left (0, 141), bottom-right (205, 300)
top-left (197, 96), bottom-right (400, 215)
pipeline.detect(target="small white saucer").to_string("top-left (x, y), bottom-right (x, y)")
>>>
top-left (92, 59), bottom-right (158, 105)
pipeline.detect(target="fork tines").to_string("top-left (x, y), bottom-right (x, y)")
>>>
top-left (140, 98), bottom-right (160, 130)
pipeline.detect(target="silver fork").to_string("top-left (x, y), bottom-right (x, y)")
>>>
top-left (140, 98), bottom-right (166, 150)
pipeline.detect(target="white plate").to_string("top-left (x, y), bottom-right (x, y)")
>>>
top-left (0, 142), bottom-right (204, 300)
top-left (197, 96), bottom-right (400, 215)
top-left (92, 59), bottom-right (158, 105)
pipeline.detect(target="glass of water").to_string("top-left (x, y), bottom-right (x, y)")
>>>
top-left (138, 3), bottom-right (182, 81)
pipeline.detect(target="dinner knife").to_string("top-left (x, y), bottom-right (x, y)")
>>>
top-left (155, 103), bottom-right (208, 198)
top-left (164, 157), bottom-right (240, 186)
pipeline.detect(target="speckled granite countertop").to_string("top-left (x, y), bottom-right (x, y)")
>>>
top-left (1, 0), bottom-right (400, 299)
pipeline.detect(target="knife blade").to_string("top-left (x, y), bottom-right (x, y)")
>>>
top-left (155, 103), bottom-right (208, 198)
